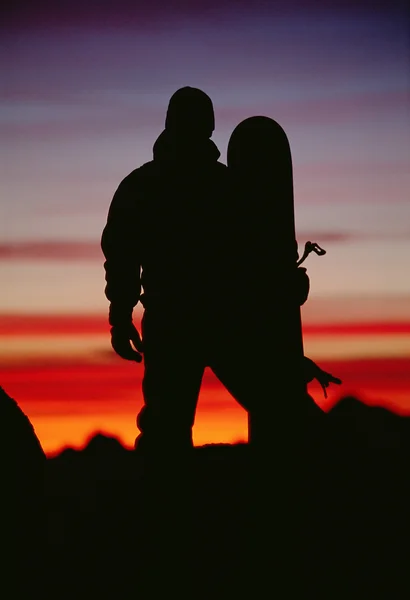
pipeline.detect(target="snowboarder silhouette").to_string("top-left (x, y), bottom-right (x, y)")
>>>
top-left (101, 90), bottom-right (340, 453)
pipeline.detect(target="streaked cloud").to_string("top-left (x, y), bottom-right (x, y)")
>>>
top-left (2, 312), bottom-right (410, 336)
top-left (0, 313), bottom-right (108, 335)
top-left (0, 241), bottom-right (102, 261)
top-left (1, 229), bottom-right (409, 263)
top-left (2, 330), bottom-right (409, 366)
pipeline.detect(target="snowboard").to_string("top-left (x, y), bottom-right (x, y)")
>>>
top-left (227, 116), bottom-right (308, 445)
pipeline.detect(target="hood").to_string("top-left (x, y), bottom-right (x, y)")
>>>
top-left (153, 129), bottom-right (221, 165)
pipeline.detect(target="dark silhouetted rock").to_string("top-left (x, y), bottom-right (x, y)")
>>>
top-left (0, 385), bottom-right (46, 494)
top-left (0, 386), bottom-right (47, 591)
top-left (328, 395), bottom-right (410, 449)
top-left (83, 432), bottom-right (126, 457)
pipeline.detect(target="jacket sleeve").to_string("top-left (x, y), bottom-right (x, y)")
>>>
top-left (101, 175), bottom-right (141, 326)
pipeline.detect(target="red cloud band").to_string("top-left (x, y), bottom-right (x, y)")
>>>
top-left (1, 313), bottom-right (409, 336)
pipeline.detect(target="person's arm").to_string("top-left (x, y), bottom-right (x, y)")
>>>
top-left (101, 174), bottom-right (143, 361)
top-left (295, 267), bottom-right (310, 306)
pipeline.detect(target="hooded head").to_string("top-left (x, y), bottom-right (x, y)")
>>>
top-left (165, 87), bottom-right (215, 139)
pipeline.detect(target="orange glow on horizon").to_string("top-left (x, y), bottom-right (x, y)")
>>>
top-left (2, 357), bottom-right (410, 456)
top-left (1, 313), bottom-right (409, 456)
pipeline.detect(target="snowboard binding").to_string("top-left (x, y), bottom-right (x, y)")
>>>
top-left (297, 241), bottom-right (326, 267)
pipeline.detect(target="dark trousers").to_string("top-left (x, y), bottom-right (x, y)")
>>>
top-left (134, 304), bottom-right (297, 452)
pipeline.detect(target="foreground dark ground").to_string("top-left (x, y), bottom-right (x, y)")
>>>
top-left (5, 389), bottom-right (410, 599)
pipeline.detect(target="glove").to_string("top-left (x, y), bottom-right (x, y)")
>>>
top-left (314, 369), bottom-right (342, 398)
top-left (304, 358), bottom-right (342, 398)
top-left (110, 323), bottom-right (143, 362)
top-left (295, 267), bottom-right (310, 306)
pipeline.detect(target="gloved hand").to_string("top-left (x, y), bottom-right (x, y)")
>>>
top-left (295, 267), bottom-right (310, 306)
top-left (303, 357), bottom-right (342, 397)
top-left (314, 368), bottom-right (342, 399)
top-left (110, 323), bottom-right (143, 362)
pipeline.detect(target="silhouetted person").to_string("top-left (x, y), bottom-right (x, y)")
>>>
top-left (102, 87), bottom-right (229, 453)
top-left (102, 93), bottom-right (341, 453)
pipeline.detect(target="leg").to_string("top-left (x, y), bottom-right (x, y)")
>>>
top-left (207, 312), bottom-right (316, 447)
top-left (135, 308), bottom-right (205, 453)
top-left (207, 315), bottom-right (273, 414)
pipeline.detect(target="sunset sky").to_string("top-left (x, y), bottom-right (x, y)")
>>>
top-left (1, 0), bottom-right (409, 455)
